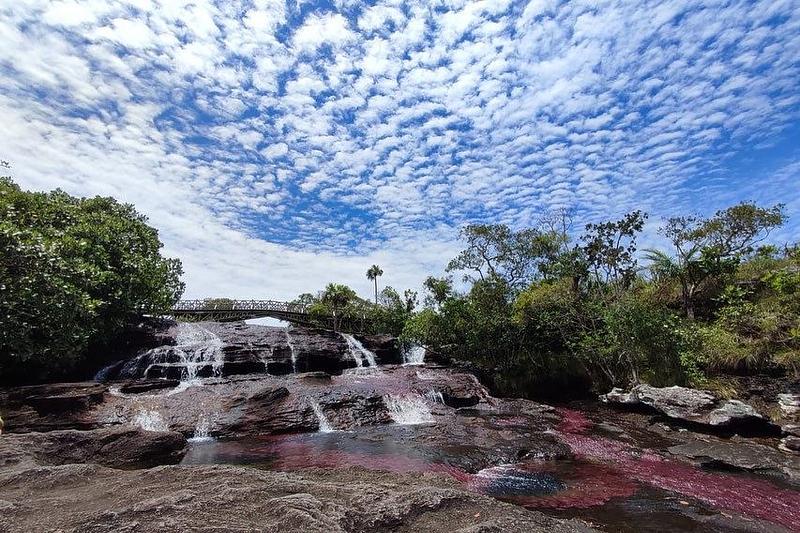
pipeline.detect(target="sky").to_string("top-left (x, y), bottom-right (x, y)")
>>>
top-left (1, 0), bottom-right (799, 300)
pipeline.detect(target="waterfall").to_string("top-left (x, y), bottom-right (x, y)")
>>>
top-left (384, 394), bottom-right (434, 425)
top-left (174, 323), bottom-right (225, 380)
top-left (403, 345), bottom-right (426, 365)
top-left (341, 333), bottom-right (377, 368)
top-left (132, 409), bottom-right (169, 432)
top-left (188, 414), bottom-right (213, 443)
top-left (424, 389), bottom-right (445, 404)
top-left (310, 401), bottom-right (334, 433)
top-left (285, 329), bottom-right (297, 372)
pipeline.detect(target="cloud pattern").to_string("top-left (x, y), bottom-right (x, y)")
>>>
top-left (1, 0), bottom-right (799, 297)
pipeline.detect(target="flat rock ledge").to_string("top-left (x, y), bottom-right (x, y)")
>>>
top-left (0, 426), bottom-right (187, 470)
top-left (668, 438), bottom-right (800, 482)
top-left (0, 463), bottom-right (597, 533)
top-left (602, 384), bottom-right (778, 435)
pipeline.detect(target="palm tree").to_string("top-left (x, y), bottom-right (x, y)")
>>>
top-left (366, 264), bottom-right (383, 305)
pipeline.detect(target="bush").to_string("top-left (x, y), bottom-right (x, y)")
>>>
top-left (0, 178), bottom-right (184, 383)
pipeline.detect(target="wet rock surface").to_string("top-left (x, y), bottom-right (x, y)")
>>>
top-left (96, 321), bottom-right (403, 380)
top-left (4, 321), bottom-right (800, 532)
top-left (668, 438), bottom-right (800, 481)
top-left (0, 463), bottom-right (595, 533)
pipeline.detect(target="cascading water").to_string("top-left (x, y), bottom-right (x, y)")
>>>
top-left (341, 333), bottom-right (377, 368)
top-left (188, 414), bottom-right (213, 443)
top-left (424, 389), bottom-right (445, 404)
top-left (384, 394), bottom-right (434, 425)
top-left (310, 401), bottom-right (334, 433)
top-left (174, 323), bottom-right (225, 381)
top-left (132, 409), bottom-right (169, 432)
top-left (285, 329), bottom-right (297, 372)
top-left (403, 345), bottom-right (426, 365)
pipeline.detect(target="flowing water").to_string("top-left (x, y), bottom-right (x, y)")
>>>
top-left (310, 401), bottom-right (335, 433)
top-left (384, 394), bottom-right (434, 425)
top-left (403, 345), bottom-right (426, 365)
top-left (285, 329), bottom-right (297, 372)
top-left (132, 409), bottom-right (168, 432)
top-left (341, 333), bottom-right (378, 368)
top-left (188, 414), bottom-right (214, 443)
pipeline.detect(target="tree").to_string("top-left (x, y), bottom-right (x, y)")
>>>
top-left (446, 224), bottom-right (561, 290)
top-left (652, 202), bottom-right (786, 319)
top-left (320, 283), bottom-right (358, 331)
top-left (366, 264), bottom-right (383, 305)
top-left (0, 175), bottom-right (184, 383)
top-left (422, 275), bottom-right (453, 309)
top-left (581, 211), bottom-right (647, 291)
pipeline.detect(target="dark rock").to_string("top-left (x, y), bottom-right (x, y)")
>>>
top-left (0, 382), bottom-right (109, 433)
top-left (119, 379), bottom-right (180, 394)
top-left (668, 439), bottom-right (800, 482)
top-left (359, 334), bottom-right (402, 364)
top-left (0, 427), bottom-right (187, 470)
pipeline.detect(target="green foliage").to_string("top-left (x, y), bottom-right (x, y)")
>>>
top-left (0, 177), bottom-right (184, 383)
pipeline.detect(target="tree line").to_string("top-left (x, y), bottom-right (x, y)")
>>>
top-left (301, 202), bottom-right (798, 398)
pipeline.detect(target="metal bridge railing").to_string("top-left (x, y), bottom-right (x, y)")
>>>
top-left (172, 299), bottom-right (309, 314)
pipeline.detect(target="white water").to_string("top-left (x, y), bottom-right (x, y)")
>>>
top-left (174, 323), bottom-right (225, 380)
top-left (188, 414), bottom-right (214, 443)
top-left (424, 389), bottom-right (445, 404)
top-left (310, 401), bottom-right (334, 433)
top-left (285, 329), bottom-right (297, 372)
top-left (133, 409), bottom-right (169, 432)
top-left (403, 345), bottom-right (426, 365)
top-left (341, 333), bottom-right (377, 368)
top-left (384, 394), bottom-right (434, 425)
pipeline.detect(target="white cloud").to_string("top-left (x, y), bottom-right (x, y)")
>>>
top-left (0, 0), bottom-right (798, 301)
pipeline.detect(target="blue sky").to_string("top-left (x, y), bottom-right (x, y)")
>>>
top-left (1, 0), bottom-right (799, 299)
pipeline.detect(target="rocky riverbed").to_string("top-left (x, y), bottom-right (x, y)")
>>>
top-left (2, 320), bottom-right (799, 532)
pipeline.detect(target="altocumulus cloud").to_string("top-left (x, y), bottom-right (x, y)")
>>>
top-left (1, 0), bottom-right (799, 299)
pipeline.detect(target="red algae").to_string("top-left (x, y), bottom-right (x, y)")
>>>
top-left (555, 408), bottom-right (800, 531)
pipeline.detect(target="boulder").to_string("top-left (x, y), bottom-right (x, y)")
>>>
top-left (0, 426), bottom-right (187, 470)
top-left (668, 439), bottom-right (800, 482)
top-left (0, 382), bottom-right (109, 433)
top-left (602, 384), bottom-right (778, 434)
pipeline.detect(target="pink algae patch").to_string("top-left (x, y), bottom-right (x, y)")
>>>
top-left (555, 407), bottom-right (800, 531)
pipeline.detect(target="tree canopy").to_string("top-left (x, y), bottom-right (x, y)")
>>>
top-left (0, 175), bottom-right (184, 383)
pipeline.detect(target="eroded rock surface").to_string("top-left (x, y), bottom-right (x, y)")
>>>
top-left (602, 384), bottom-right (778, 434)
top-left (0, 463), bottom-right (595, 533)
top-left (0, 426), bottom-right (187, 470)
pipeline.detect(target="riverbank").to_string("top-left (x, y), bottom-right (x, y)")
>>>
top-left (1, 321), bottom-right (799, 531)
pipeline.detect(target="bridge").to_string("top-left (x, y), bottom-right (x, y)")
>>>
top-left (171, 299), bottom-right (313, 324)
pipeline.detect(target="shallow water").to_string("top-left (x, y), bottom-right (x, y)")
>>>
top-left (181, 409), bottom-right (799, 532)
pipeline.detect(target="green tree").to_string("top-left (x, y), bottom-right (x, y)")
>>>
top-left (366, 264), bottom-right (383, 304)
top-left (651, 203), bottom-right (786, 319)
top-left (320, 283), bottom-right (358, 331)
top-left (0, 175), bottom-right (184, 383)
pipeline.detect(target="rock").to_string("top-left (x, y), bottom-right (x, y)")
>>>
top-left (0, 382), bottom-right (109, 433)
top-left (601, 387), bottom-right (637, 405)
top-left (100, 322), bottom-right (402, 381)
top-left (359, 333), bottom-right (403, 364)
top-left (0, 427), bottom-right (187, 470)
top-left (119, 379), bottom-right (180, 394)
top-left (0, 463), bottom-right (596, 533)
top-left (668, 439), bottom-right (800, 482)
top-left (779, 393), bottom-right (800, 417)
top-left (603, 384), bottom-right (778, 434)
top-left (781, 436), bottom-right (800, 453)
